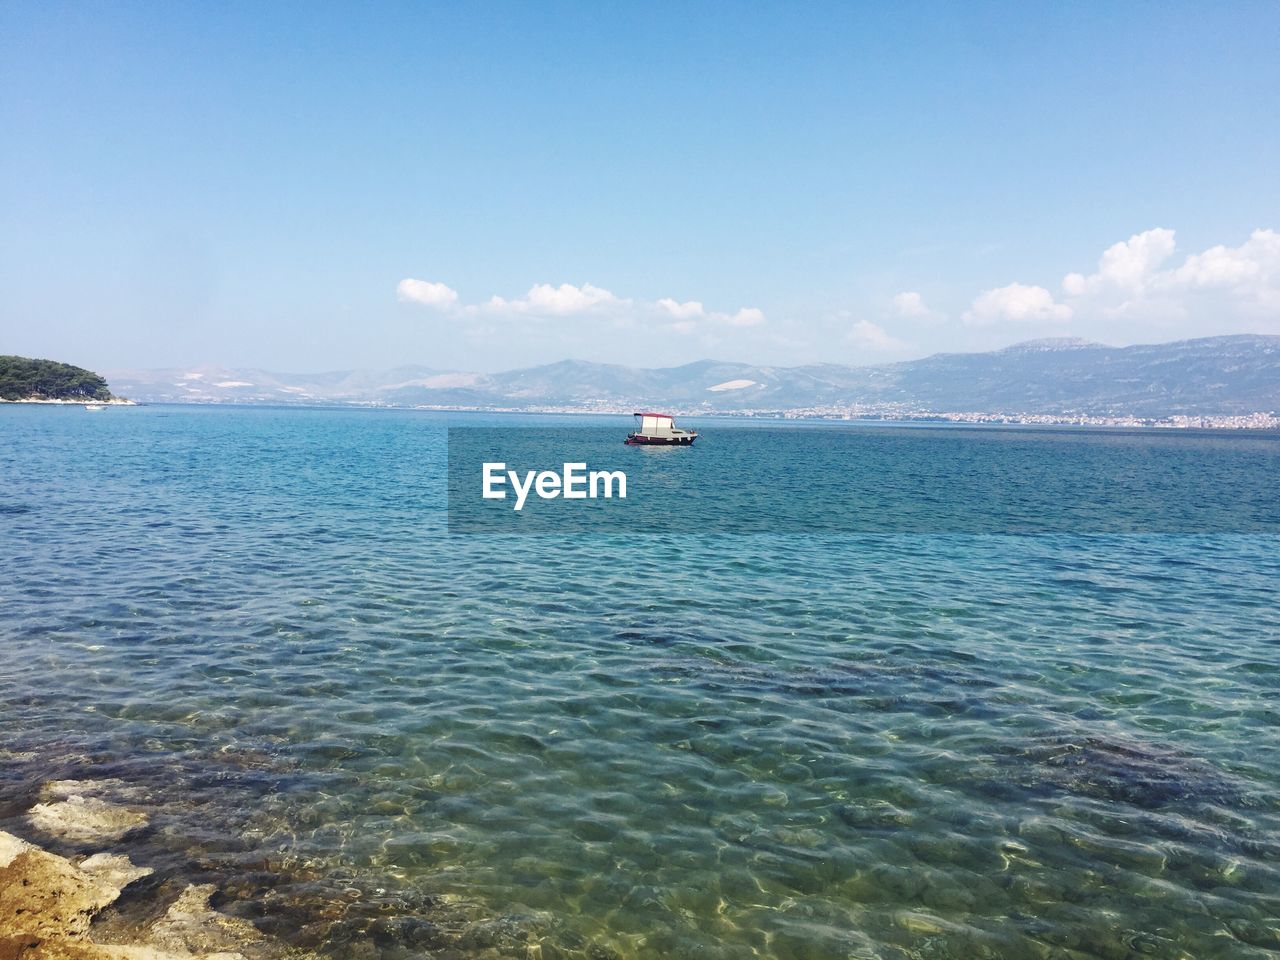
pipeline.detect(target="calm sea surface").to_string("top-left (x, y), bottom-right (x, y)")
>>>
top-left (2, 405), bottom-right (1279, 959)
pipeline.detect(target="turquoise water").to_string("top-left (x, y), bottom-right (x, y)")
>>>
top-left (2, 405), bottom-right (1279, 959)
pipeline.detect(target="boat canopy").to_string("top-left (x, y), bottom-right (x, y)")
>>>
top-left (632, 412), bottom-right (675, 437)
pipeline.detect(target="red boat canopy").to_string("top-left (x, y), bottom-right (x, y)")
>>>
top-left (632, 412), bottom-right (673, 419)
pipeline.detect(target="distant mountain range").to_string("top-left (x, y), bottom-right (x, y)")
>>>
top-left (104, 335), bottom-right (1280, 417)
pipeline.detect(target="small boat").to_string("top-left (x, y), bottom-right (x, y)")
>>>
top-left (84, 403), bottom-right (106, 411)
top-left (625, 412), bottom-right (697, 445)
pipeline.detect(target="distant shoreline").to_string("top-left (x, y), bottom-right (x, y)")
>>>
top-left (0, 397), bottom-right (137, 406)
top-left (10, 397), bottom-right (1277, 431)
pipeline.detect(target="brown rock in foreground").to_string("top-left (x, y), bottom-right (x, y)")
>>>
top-left (0, 830), bottom-right (313, 960)
top-left (0, 832), bottom-right (124, 946)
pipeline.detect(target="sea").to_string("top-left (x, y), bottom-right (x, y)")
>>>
top-left (2, 404), bottom-right (1278, 959)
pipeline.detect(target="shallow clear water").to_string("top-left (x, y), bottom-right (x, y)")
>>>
top-left (2, 405), bottom-right (1279, 959)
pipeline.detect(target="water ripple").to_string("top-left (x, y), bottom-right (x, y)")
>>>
top-left (2, 406), bottom-right (1279, 959)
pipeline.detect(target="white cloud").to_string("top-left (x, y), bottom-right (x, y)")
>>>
top-left (398, 277), bottom-right (765, 335)
top-left (889, 226), bottom-right (1280, 345)
top-left (397, 278), bottom-right (459, 309)
top-left (487, 282), bottom-right (624, 315)
top-left (891, 291), bottom-right (941, 321)
top-left (963, 283), bottom-right (1072, 326)
top-left (665, 302), bottom-right (766, 330)
top-left (720, 307), bottom-right (765, 327)
top-left (847, 319), bottom-right (907, 350)
top-left (1166, 228), bottom-right (1280, 292)
top-left (657, 297), bottom-right (705, 319)
top-left (1060, 227), bottom-right (1280, 323)
top-left (1062, 228), bottom-right (1176, 297)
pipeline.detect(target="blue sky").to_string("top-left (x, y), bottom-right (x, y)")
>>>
top-left (2, 1), bottom-right (1278, 372)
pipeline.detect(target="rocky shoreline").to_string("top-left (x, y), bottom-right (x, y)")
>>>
top-left (0, 767), bottom-right (595, 960)
top-left (0, 782), bottom-right (314, 960)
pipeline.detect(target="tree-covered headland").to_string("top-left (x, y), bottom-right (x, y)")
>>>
top-left (0, 355), bottom-right (116, 401)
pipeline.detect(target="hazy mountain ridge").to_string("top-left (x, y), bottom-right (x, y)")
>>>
top-left (104, 335), bottom-right (1280, 416)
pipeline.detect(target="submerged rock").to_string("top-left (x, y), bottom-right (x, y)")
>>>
top-left (456, 912), bottom-right (557, 954)
top-left (76, 855), bottom-right (153, 894)
top-left (27, 797), bottom-right (149, 845)
top-left (999, 732), bottom-right (1246, 810)
top-left (145, 883), bottom-right (286, 958)
top-left (41, 782), bottom-right (137, 802)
